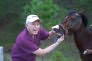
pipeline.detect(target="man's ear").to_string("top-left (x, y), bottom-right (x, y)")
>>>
top-left (25, 23), bottom-right (28, 27)
top-left (25, 24), bottom-right (28, 29)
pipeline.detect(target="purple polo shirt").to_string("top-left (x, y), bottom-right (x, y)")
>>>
top-left (11, 28), bottom-right (49, 61)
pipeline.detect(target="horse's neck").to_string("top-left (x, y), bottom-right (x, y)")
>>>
top-left (73, 26), bottom-right (92, 37)
top-left (73, 27), bottom-right (92, 52)
top-left (73, 27), bottom-right (87, 38)
top-left (72, 27), bottom-right (87, 51)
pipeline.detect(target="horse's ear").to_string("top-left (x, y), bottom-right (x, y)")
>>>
top-left (67, 9), bottom-right (77, 16)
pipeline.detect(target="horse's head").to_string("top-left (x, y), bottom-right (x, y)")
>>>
top-left (60, 10), bottom-right (88, 35)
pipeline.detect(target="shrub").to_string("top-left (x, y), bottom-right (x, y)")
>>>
top-left (22, 0), bottom-right (67, 30)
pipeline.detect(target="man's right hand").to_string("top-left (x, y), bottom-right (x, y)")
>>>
top-left (56, 34), bottom-right (64, 43)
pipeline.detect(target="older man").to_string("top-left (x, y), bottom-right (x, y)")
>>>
top-left (11, 15), bottom-right (64, 61)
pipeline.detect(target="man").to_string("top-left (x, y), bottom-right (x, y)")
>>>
top-left (11, 15), bottom-right (64, 61)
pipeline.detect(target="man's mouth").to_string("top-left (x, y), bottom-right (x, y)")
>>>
top-left (33, 29), bottom-right (38, 32)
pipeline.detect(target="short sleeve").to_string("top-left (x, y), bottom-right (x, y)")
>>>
top-left (19, 40), bottom-right (39, 53)
top-left (39, 28), bottom-right (49, 40)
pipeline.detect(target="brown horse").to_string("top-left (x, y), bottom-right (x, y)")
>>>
top-left (59, 10), bottom-right (92, 61)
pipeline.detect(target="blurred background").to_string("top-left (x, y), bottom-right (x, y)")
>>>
top-left (0, 0), bottom-right (92, 61)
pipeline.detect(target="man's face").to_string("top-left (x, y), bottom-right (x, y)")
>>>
top-left (27, 20), bottom-right (41, 35)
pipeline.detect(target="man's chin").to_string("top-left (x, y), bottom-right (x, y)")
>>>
top-left (33, 32), bottom-right (38, 35)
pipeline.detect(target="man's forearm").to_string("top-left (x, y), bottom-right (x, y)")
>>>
top-left (43, 41), bottom-right (60, 54)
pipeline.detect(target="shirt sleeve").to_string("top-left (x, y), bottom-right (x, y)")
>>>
top-left (39, 28), bottom-right (49, 40)
top-left (19, 40), bottom-right (39, 53)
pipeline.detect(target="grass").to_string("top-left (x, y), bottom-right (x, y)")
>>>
top-left (4, 53), bottom-right (11, 61)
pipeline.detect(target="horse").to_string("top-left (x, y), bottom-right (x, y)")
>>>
top-left (58, 10), bottom-right (92, 61)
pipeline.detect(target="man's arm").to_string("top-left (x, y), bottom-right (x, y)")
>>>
top-left (32, 35), bottom-right (64, 56)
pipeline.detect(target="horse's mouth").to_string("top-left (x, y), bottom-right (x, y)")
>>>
top-left (59, 24), bottom-right (69, 35)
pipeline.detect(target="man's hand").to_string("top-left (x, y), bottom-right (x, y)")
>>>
top-left (56, 34), bottom-right (64, 43)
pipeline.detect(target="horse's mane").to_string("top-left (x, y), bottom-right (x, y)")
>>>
top-left (79, 13), bottom-right (88, 27)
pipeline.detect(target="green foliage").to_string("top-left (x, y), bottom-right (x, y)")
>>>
top-left (23, 0), bottom-right (67, 30)
top-left (76, 0), bottom-right (92, 24)
top-left (0, 0), bottom-right (30, 52)
top-left (0, 0), bottom-right (30, 24)
top-left (54, 0), bottom-right (92, 24)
